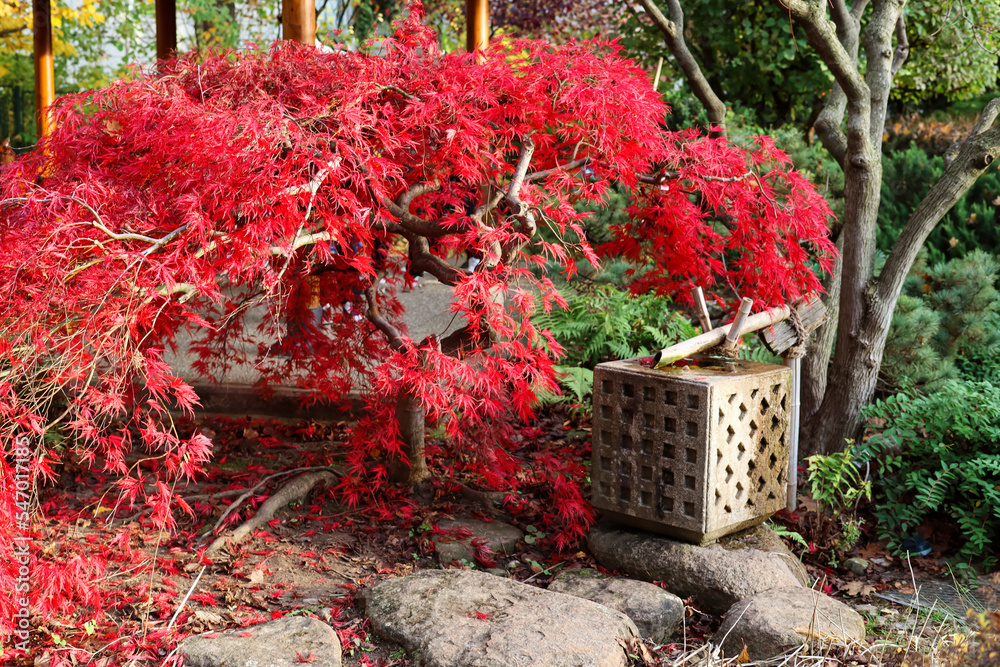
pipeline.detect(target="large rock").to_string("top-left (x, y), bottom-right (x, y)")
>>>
top-left (362, 569), bottom-right (644, 667)
top-left (718, 523), bottom-right (810, 587)
top-left (433, 517), bottom-right (523, 566)
top-left (548, 568), bottom-right (683, 643)
top-left (178, 616), bottom-right (342, 667)
top-left (714, 586), bottom-right (866, 660)
top-left (588, 521), bottom-right (803, 614)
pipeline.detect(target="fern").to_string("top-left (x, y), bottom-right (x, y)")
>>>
top-left (861, 380), bottom-right (1000, 565)
top-left (535, 285), bottom-right (697, 368)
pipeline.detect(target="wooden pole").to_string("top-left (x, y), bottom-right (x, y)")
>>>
top-left (155, 0), bottom-right (177, 60)
top-left (466, 0), bottom-right (488, 53)
top-left (283, 0), bottom-right (317, 45)
top-left (32, 0), bottom-right (55, 140)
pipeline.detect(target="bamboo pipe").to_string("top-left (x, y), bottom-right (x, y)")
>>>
top-left (720, 297), bottom-right (754, 354)
top-left (33, 0), bottom-right (55, 140)
top-left (652, 303), bottom-right (791, 368)
top-left (785, 355), bottom-right (801, 513)
top-left (693, 287), bottom-right (712, 333)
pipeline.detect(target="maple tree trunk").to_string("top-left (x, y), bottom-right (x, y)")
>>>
top-left (389, 389), bottom-right (430, 486)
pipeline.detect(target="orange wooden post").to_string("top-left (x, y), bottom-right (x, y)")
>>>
top-left (465, 0), bottom-right (488, 52)
top-left (155, 0), bottom-right (177, 60)
top-left (283, 0), bottom-right (317, 45)
top-left (32, 0), bottom-right (55, 140)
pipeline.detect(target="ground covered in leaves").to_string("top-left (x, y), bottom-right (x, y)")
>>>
top-left (18, 409), bottom-right (999, 666)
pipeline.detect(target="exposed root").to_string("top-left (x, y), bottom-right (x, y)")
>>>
top-left (206, 468), bottom-right (343, 554)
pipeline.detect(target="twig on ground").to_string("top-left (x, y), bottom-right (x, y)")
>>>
top-left (166, 565), bottom-right (207, 631)
top-left (206, 468), bottom-right (343, 553)
top-left (204, 465), bottom-right (344, 540)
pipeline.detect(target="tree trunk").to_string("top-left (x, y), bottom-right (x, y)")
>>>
top-left (805, 108), bottom-right (1000, 456)
top-left (389, 390), bottom-right (430, 485)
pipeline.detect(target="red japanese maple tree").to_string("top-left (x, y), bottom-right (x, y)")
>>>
top-left (0, 2), bottom-right (833, 647)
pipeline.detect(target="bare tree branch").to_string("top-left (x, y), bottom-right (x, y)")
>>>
top-left (363, 285), bottom-right (407, 351)
top-left (812, 0), bottom-right (867, 169)
top-left (525, 158), bottom-right (591, 182)
top-left (384, 181), bottom-right (453, 238)
top-left (638, 0), bottom-right (728, 135)
top-left (781, 0), bottom-right (869, 107)
top-left (877, 105), bottom-right (1000, 307)
top-left (891, 14), bottom-right (910, 76)
top-left (862, 0), bottom-right (905, 153)
top-left (944, 97), bottom-right (1000, 166)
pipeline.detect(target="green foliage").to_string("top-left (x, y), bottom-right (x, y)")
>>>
top-left (878, 146), bottom-right (1000, 264)
top-left (804, 446), bottom-right (872, 558)
top-left (619, 0), bottom-right (830, 127)
top-left (534, 285), bottom-right (697, 368)
top-left (533, 365), bottom-right (594, 416)
top-left (882, 250), bottom-right (1000, 390)
top-left (893, 2), bottom-right (1000, 103)
top-left (860, 385), bottom-right (1000, 564)
top-left (766, 520), bottom-right (808, 550)
top-left (807, 447), bottom-right (872, 516)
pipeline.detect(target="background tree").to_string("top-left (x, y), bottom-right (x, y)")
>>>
top-left (639, 0), bottom-right (1000, 455)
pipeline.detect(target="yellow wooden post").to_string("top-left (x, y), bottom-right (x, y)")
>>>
top-left (32, 0), bottom-right (55, 140)
top-left (283, 0), bottom-right (317, 45)
top-left (465, 0), bottom-right (488, 53)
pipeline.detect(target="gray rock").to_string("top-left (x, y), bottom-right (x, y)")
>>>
top-left (844, 558), bottom-right (870, 575)
top-left (718, 523), bottom-right (811, 587)
top-left (433, 517), bottom-right (523, 566)
top-left (548, 569), bottom-right (684, 643)
top-left (588, 521), bottom-right (803, 614)
top-left (714, 586), bottom-right (866, 661)
top-left (178, 616), bottom-right (342, 667)
top-left (362, 569), bottom-right (644, 667)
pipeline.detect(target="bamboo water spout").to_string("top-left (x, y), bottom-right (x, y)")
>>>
top-left (652, 303), bottom-right (792, 368)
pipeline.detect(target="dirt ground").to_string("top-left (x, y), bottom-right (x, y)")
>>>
top-left (24, 410), bottom-right (999, 667)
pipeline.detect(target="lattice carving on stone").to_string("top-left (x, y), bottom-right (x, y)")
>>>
top-left (591, 358), bottom-right (791, 545)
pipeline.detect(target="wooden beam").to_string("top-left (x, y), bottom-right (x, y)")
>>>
top-left (32, 0), bottom-right (55, 140)
top-left (283, 0), bottom-right (317, 45)
top-left (155, 0), bottom-right (177, 60)
top-left (466, 0), bottom-right (488, 52)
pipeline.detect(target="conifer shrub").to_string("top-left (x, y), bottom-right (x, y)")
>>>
top-left (881, 250), bottom-right (1000, 390)
top-left (878, 146), bottom-right (1000, 264)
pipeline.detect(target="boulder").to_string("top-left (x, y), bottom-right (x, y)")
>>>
top-left (588, 521), bottom-right (803, 614)
top-left (178, 616), bottom-right (342, 667)
top-left (714, 586), bottom-right (866, 661)
top-left (362, 569), bottom-right (644, 667)
top-left (548, 568), bottom-right (684, 643)
top-left (432, 517), bottom-right (523, 566)
top-left (718, 523), bottom-right (810, 587)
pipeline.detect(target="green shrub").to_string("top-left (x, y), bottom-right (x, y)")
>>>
top-left (881, 250), bottom-right (1000, 390)
top-left (533, 285), bottom-right (697, 368)
top-left (860, 384), bottom-right (1000, 564)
